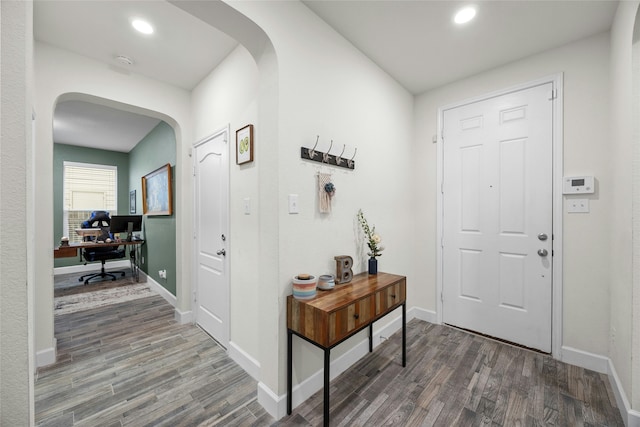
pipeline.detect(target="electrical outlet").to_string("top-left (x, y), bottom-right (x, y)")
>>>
top-left (141, 256), bottom-right (145, 264)
top-left (159, 269), bottom-right (167, 279)
top-left (567, 198), bottom-right (589, 213)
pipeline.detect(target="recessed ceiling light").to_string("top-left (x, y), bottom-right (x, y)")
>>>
top-left (454, 6), bottom-right (476, 24)
top-left (132, 19), bottom-right (154, 35)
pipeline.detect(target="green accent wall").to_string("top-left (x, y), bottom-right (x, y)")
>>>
top-left (53, 122), bottom-right (177, 296)
top-left (129, 121), bottom-right (177, 295)
top-left (53, 144), bottom-right (129, 268)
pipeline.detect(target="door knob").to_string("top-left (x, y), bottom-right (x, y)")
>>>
top-left (217, 249), bottom-right (226, 256)
top-left (537, 249), bottom-right (548, 257)
top-left (538, 233), bottom-right (548, 241)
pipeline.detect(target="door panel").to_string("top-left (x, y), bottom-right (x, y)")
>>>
top-left (194, 130), bottom-right (229, 348)
top-left (442, 83), bottom-right (553, 352)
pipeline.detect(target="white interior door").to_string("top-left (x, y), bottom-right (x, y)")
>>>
top-left (194, 129), bottom-right (229, 348)
top-left (442, 83), bottom-right (553, 352)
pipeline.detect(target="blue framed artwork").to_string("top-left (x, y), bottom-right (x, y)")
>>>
top-left (141, 163), bottom-right (172, 216)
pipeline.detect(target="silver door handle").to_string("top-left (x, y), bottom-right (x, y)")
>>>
top-left (538, 233), bottom-right (548, 241)
top-left (217, 249), bottom-right (226, 256)
top-left (537, 249), bottom-right (548, 257)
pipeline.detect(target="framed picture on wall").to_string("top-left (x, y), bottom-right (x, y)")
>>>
top-left (236, 124), bottom-right (254, 165)
top-left (129, 190), bottom-right (136, 214)
top-left (141, 163), bottom-right (173, 216)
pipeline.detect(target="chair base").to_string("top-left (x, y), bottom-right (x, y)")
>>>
top-left (79, 261), bottom-right (126, 285)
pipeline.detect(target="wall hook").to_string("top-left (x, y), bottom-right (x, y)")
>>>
top-left (347, 148), bottom-right (358, 169)
top-left (323, 140), bottom-right (333, 163)
top-left (300, 137), bottom-right (355, 170)
top-left (308, 135), bottom-right (319, 159)
top-left (335, 144), bottom-right (347, 166)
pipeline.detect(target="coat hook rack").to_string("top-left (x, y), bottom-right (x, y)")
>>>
top-left (301, 136), bottom-right (356, 170)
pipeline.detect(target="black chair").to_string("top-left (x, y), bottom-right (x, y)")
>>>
top-left (78, 211), bottom-right (126, 285)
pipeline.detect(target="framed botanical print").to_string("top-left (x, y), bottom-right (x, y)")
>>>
top-left (236, 124), bottom-right (254, 165)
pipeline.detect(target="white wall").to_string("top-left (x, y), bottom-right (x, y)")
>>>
top-left (414, 33), bottom-right (611, 354)
top-left (610, 0), bottom-right (639, 411)
top-left (0, 1), bottom-right (34, 424)
top-left (191, 45), bottom-right (262, 363)
top-left (227, 2), bottom-right (416, 405)
top-left (33, 42), bottom-right (192, 359)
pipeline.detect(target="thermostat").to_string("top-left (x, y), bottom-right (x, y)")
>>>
top-left (563, 176), bottom-right (594, 194)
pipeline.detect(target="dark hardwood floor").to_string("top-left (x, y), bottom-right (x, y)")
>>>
top-left (36, 280), bottom-right (624, 426)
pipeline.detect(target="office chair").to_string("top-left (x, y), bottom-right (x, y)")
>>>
top-left (78, 210), bottom-right (126, 285)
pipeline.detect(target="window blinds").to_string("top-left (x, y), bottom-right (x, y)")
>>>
top-left (63, 162), bottom-right (117, 211)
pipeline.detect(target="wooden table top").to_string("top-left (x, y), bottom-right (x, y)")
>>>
top-left (288, 272), bottom-right (405, 313)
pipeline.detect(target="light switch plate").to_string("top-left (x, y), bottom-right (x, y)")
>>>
top-left (567, 198), bottom-right (589, 213)
top-left (288, 194), bottom-right (299, 214)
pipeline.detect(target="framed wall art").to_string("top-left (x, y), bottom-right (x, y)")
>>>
top-left (236, 124), bottom-right (254, 165)
top-left (129, 190), bottom-right (136, 214)
top-left (141, 163), bottom-right (173, 216)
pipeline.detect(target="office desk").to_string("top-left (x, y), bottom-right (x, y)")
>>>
top-left (54, 240), bottom-right (145, 282)
top-left (287, 272), bottom-right (406, 426)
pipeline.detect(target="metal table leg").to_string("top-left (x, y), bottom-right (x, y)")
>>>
top-left (287, 329), bottom-right (293, 415)
top-left (402, 303), bottom-right (406, 367)
top-left (324, 348), bottom-right (330, 427)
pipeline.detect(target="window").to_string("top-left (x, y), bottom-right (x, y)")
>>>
top-left (63, 162), bottom-right (117, 243)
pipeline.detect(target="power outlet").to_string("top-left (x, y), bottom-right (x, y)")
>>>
top-left (159, 269), bottom-right (167, 279)
top-left (567, 198), bottom-right (589, 213)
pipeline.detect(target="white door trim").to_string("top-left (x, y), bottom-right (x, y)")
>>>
top-left (192, 125), bottom-right (230, 346)
top-left (436, 74), bottom-right (564, 356)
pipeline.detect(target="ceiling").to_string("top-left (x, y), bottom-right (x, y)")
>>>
top-left (53, 101), bottom-right (162, 152)
top-left (34, 0), bottom-right (619, 152)
top-left (303, 0), bottom-right (618, 94)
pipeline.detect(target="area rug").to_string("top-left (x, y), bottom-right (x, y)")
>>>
top-left (54, 276), bottom-right (154, 315)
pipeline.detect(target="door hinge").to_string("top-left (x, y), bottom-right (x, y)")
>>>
top-left (440, 292), bottom-right (444, 302)
top-left (193, 166), bottom-right (196, 177)
top-left (441, 183), bottom-right (444, 194)
top-left (548, 89), bottom-right (557, 100)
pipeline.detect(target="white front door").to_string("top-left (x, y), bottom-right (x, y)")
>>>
top-left (194, 128), bottom-right (229, 348)
top-left (442, 83), bottom-right (553, 352)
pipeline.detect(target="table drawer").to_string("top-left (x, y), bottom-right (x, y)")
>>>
top-left (328, 296), bottom-right (373, 345)
top-left (375, 280), bottom-right (406, 315)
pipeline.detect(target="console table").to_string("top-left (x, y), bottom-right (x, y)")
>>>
top-left (286, 272), bottom-right (406, 426)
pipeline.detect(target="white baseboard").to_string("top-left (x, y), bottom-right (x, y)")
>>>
top-left (140, 271), bottom-right (193, 324)
top-left (560, 346), bottom-right (609, 374)
top-left (607, 358), bottom-right (640, 427)
top-left (53, 260), bottom-right (130, 276)
top-left (258, 381), bottom-right (283, 421)
top-left (560, 346), bottom-right (636, 426)
top-left (229, 341), bottom-right (261, 382)
top-left (409, 306), bottom-right (437, 324)
top-left (36, 338), bottom-right (56, 368)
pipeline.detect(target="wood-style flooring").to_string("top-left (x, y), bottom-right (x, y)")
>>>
top-left (280, 320), bottom-right (624, 426)
top-left (36, 281), bottom-right (624, 426)
top-left (35, 294), bottom-right (273, 426)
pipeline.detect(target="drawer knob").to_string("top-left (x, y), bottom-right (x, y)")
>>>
top-left (354, 313), bottom-right (359, 319)
top-left (390, 294), bottom-right (396, 298)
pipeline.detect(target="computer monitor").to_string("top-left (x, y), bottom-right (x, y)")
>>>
top-left (110, 215), bottom-right (143, 241)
